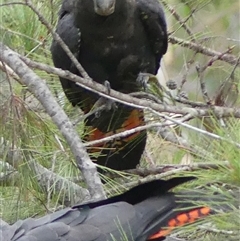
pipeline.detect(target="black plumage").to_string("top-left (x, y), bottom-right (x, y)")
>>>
top-left (2, 176), bottom-right (223, 241)
top-left (51, 0), bottom-right (168, 171)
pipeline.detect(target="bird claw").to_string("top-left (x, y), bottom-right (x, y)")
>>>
top-left (94, 98), bottom-right (117, 118)
top-left (93, 80), bottom-right (117, 118)
top-left (137, 72), bottom-right (159, 91)
top-left (137, 72), bottom-right (150, 91)
top-left (104, 80), bottom-right (111, 94)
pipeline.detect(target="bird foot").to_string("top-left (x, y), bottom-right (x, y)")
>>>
top-left (104, 80), bottom-right (111, 95)
top-left (94, 98), bottom-right (117, 118)
top-left (137, 72), bottom-right (159, 91)
top-left (93, 80), bottom-right (117, 118)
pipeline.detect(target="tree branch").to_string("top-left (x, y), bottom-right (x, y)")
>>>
top-left (18, 53), bottom-right (240, 119)
top-left (169, 36), bottom-right (239, 67)
top-left (0, 42), bottom-right (105, 200)
top-left (104, 162), bottom-right (229, 180)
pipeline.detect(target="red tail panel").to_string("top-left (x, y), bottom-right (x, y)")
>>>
top-left (148, 207), bottom-right (211, 240)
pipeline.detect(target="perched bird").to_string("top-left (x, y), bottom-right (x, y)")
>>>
top-left (51, 0), bottom-right (168, 171)
top-left (0, 176), bottom-right (230, 241)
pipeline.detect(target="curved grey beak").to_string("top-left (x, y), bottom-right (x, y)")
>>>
top-left (93, 0), bottom-right (115, 16)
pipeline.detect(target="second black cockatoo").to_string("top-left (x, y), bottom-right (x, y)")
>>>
top-left (2, 176), bottom-right (231, 241)
top-left (51, 0), bottom-right (168, 171)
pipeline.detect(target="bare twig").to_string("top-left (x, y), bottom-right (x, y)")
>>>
top-left (177, 57), bottom-right (197, 95)
top-left (84, 122), bottom-right (167, 148)
top-left (72, 104), bottom-right (107, 126)
top-left (158, 113), bottom-right (240, 149)
top-left (214, 56), bottom-right (240, 107)
top-left (174, 96), bottom-right (209, 107)
top-left (155, 125), bottom-right (215, 159)
top-left (196, 63), bottom-right (212, 104)
top-left (24, 0), bottom-right (90, 80)
top-left (18, 53), bottom-right (240, 119)
top-left (109, 167), bottom-right (187, 192)
top-left (195, 47), bottom-right (235, 105)
top-left (169, 36), bottom-right (239, 67)
top-left (162, 0), bottom-right (195, 41)
top-left (105, 162), bottom-right (229, 179)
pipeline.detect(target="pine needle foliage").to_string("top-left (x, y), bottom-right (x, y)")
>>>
top-left (0, 1), bottom-right (239, 240)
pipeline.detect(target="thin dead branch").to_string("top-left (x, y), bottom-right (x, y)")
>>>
top-left (104, 162), bottom-right (229, 180)
top-left (17, 53), bottom-right (240, 119)
top-left (169, 36), bottom-right (239, 67)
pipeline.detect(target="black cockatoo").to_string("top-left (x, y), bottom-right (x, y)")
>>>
top-left (2, 176), bottom-right (231, 241)
top-left (51, 0), bottom-right (168, 171)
